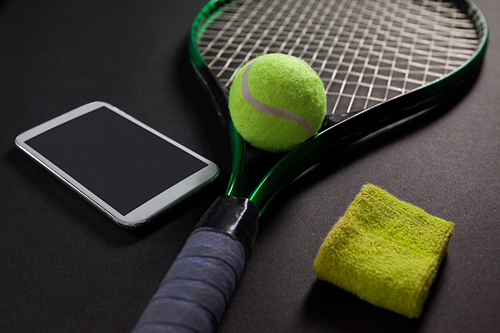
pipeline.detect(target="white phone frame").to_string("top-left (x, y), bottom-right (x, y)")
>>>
top-left (15, 101), bottom-right (219, 228)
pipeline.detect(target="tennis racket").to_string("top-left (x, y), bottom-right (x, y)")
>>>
top-left (133, 0), bottom-right (488, 332)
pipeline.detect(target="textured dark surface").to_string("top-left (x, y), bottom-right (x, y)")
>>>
top-left (1, 1), bottom-right (499, 332)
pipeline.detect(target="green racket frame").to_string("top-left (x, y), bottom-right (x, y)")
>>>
top-left (189, 0), bottom-right (488, 214)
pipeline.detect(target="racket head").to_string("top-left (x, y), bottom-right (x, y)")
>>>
top-left (189, 0), bottom-right (488, 210)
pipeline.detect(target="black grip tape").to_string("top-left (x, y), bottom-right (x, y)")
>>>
top-left (195, 195), bottom-right (260, 258)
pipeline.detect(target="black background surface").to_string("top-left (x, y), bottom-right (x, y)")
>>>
top-left (1, 1), bottom-right (499, 332)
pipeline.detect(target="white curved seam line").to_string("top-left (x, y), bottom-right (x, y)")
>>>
top-left (241, 56), bottom-right (314, 138)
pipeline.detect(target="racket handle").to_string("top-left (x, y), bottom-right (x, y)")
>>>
top-left (133, 196), bottom-right (259, 333)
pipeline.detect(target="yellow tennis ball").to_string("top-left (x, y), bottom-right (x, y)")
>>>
top-left (228, 53), bottom-right (326, 152)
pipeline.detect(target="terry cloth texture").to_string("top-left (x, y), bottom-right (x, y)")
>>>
top-left (314, 184), bottom-right (454, 318)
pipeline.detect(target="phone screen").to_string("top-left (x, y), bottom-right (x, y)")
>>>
top-left (16, 102), bottom-right (219, 228)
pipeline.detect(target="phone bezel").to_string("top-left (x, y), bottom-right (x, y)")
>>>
top-left (15, 101), bottom-right (219, 228)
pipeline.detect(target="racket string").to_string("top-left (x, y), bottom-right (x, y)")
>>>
top-left (196, 0), bottom-right (480, 114)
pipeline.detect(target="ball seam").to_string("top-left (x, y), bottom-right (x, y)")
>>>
top-left (241, 56), bottom-right (314, 138)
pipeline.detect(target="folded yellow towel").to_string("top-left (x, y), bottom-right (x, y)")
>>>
top-left (314, 184), bottom-right (454, 318)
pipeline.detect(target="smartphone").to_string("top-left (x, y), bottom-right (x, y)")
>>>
top-left (15, 101), bottom-right (219, 229)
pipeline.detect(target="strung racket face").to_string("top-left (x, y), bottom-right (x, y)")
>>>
top-left (193, 0), bottom-right (486, 116)
top-left (190, 0), bottom-right (487, 210)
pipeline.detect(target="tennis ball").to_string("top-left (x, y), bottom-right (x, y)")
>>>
top-left (228, 53), bottom-right (326, 153)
